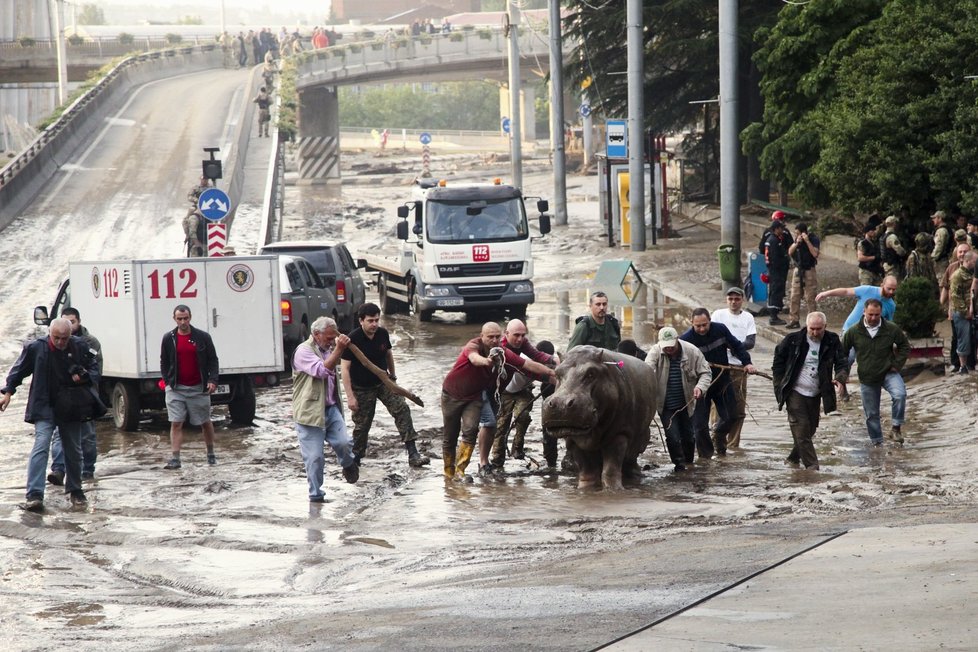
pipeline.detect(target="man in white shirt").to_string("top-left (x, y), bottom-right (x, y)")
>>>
top-left (710, 287), bottom-right (756, 449)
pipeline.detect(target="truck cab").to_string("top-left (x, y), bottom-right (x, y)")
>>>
top-left (366, 178), bottom-right (550, 321)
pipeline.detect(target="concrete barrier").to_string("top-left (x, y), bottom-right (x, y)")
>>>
top-left (0, 45), bottom-right (223, 230)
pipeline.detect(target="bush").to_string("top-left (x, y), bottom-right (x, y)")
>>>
top-left (893, 276), bottom-right (944, 338)
top-left (118, 32), bottom-right (134, 45)
top-left (17, 36), bottom-right (36, 47)
top-left (347, 43), bottom-right (362, 54)
top-left (477, 28), bottom-right (493, 40)
top-left (418, 34), bottom-right (432, 45)
top-left (370, 42), bottom-right (384, 51)
top-left (165, 33), bottom-right (182, 45)
top-left (393, 37), bottom-right (410, 50)
top-left (332, 47), bottom-right (346, 58)
top-left (449, 32), bottom-right (464, 42)
top-left (67, 34), bottom-right (84, 46)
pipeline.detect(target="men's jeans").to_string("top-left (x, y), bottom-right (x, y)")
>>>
top-left (660, 407), bottom-right (694, 465)
top-left (27, 420), bottom-right (85, 499)
top-left (952, 311), bottom-right (973, 358)
top-left (440, 391), bottom-right (482, 457)
top-left (858, 372), bottom-right (906, 443)
top-left (785, 391), bottom-right (821, 468)
top-left (692, 375), bottom-right (732, 458)
top-left (50, 422), bottom-right (97, 475)
top-left (295, 404), bottom-right (356, 501)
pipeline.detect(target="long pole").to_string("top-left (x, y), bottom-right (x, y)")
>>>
top-left (548, 0), bottom-right (568, 225)
top-left (507, 1), bottom-right (523, 189)
top-left (52, 0), bottom-right (68, 105)
top-left (719, 0), bottom-right (740, 287)
top-left (220, 0), bottom-right (226, 36)
top-left (626, 0), bottom-right (645, 251)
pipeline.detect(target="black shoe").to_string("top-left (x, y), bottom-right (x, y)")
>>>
top-left (342, 462), bottom-right (360, 484)
top-left (207, 454), bottom-right (217, 465)
top-left (47, 471), bottom-right (65, 486)
top-left (20, 496), bottom-right (44, 513)
top-left (785, 457), bottom-right (800, 466)
top-left (405, 441), bottom-right (430, 467)
top-left (673, 464), bottom-right (686, 473)
top-left (69, 490), bottom-right (87, 506)
top-left (785, 321), bottom-right (801, 329)
top-left (81, 472), bottom-right (94, 480)
top-left (164, 458), bottom-right (181, 470)
top-left (309, 495), bottom-right (327, 503)
top-left (769, 317), bottom-right (787, 326)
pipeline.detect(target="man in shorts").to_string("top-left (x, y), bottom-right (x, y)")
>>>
top-left (160, 305), bottom-right (220, 469)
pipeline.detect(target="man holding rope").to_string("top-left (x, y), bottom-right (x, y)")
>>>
top-left (647, 327), bottom-right (711, 472)
top-left (711, 287), bottom-right (756, 449)
top-left (680, 308), bottom-right (757, 459)
top-left (341, 303), bottom-right (430, 468)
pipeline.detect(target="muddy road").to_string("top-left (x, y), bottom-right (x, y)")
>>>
top-left (2, 148), bottom-right (978, 650)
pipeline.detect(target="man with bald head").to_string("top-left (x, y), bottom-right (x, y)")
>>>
top-left (1, 318), bottom-right (103, 512)
top-left (441, 322), bottom-right (556, 479)
top-left (487, 319), bottom-right (559, 471)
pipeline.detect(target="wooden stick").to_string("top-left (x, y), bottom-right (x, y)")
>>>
top-left (345, 343), bottom-right (424, 407)
top-left (710, 362), bottom-right (774, 381)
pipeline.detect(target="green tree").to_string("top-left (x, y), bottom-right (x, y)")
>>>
top-left (562, 0), bottom-right (780, 201)
top-left (339, 83), bottom-right (500, 131)
top-left (77, 3), bottom-right (105, 25)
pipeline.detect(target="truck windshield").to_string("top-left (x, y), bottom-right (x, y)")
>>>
top-left (426, 198), bottom-right (528, 244)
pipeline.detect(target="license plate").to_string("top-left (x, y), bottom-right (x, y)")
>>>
top-left (215, 384), bottom-right (231, 395)
top-left (437, 298), bottom-right (465, 307)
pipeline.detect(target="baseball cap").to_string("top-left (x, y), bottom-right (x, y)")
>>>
top-left (658, 327), bottom-right (679, 346)
top-left (884, 215), bottom-right (899, 226)
top-left (931, 210), bottom-right (946, 220)
top-left (955, 229), bottom-right (968, 242)
top-left (726, 287), bottom-right (745, 297)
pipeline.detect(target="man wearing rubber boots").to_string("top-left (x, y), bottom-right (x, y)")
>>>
top-left (341, 303), bottom-right (429, 468)
top-left (441, 322), bottom-right (555, 480)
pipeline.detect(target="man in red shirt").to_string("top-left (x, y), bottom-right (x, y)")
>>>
top-left (160, 305), bottom-right (220, 470)
top-left (440, 322), bottom-right (555, 480)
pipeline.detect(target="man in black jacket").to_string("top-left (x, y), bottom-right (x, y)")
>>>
top-left (1, 318), bottom-right (102, 511)
top-left (765, 220), bottom-right (792, 325)
top-left (772, 311), bottom-right (847, 470)
top-left (160, 305), bottom-right (220, 470)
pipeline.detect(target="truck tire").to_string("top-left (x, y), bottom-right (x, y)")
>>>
top-left (379, 274), bottom-right (402, 315)
top-left (410, 285), bottom-right (434, 322)
top-left (111, 381), bottom-right (141, 431)
top-left (228, 376), bottom-right (256, 425)
top-left (510, 304), bottom-right (528, 320)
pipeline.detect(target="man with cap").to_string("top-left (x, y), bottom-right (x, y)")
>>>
top-left (881, 216), bottom-right (908, 280)
top-left (930, 210), bottom-right (954, 283)
top-left (711, 287), bottom-right (756, 448)
top-left (905, 232), bottom-right (936, 281)
top-left (772, 311), bottom-right (847, 470)
top-left (786, 222), bottom-right (820, 329)
top-left (764, 220), bottom-right (792, 325)
top-left (966, 218), bottom-right (978, 250)
top-left (646, 327), bottom-right (711, 472)
top-left (856, 222), bottom-right (884, 287)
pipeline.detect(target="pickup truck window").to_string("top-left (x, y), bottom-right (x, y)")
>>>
top-left (426, 198), bottom-right (528, 244)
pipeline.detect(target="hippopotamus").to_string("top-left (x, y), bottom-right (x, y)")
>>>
top-left (541, 345), bottom-right (657, 490)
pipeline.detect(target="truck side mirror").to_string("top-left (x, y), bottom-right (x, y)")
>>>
top-left (397, 221), bottom-right (409, 240)
top-left (355, 258), bottom-right (367, 269)
top-left (539, 214), bottom-right (551, 235)
top-left (537, 199), bottom-right (549, 214)
top-left (34, 306), bottom-right (50, 326)
top-left (397, 205), bottom-right (409, 219)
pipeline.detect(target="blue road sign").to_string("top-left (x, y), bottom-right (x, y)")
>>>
top-left (501, 116), bottom-right (511, 134)
top-left (606, 119), bottom-right (627, 158)
top-left (197, 188), bottom-right (231, 222)
top-left (419, 132), bottom-right (432, 145)
top-left (580, 102), bottom-right (591, 118)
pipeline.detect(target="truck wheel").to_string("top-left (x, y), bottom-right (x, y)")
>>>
top-left (228, 376), bottom-right (256, 425)
top-left (111, 381), bottom-right (140, 431)
top-left (511, 304), bottom-right (528, 320)
top-left (410, 286), bottom-right (434, 322)
top-left (379, 275), bottom-right (402, 315)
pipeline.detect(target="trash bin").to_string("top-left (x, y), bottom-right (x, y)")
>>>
top-left (717, 244), bottom-right (740, 284)
top-left (747, 251), bottom-right (768, 303)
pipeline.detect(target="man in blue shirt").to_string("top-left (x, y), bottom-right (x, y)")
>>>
top-left (680, 308), bottom-right (757, 459)
top-left (815, 275), bottom-right (898, 332)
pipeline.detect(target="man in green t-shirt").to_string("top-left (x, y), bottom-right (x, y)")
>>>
top-left (568, 291), bottom-right (621, 351)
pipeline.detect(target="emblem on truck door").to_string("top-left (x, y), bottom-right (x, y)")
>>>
top-left (226, 264), bottom-right (255, 292)
top-left (91, 267), bottom-right (101, 298)
top-left (472, 245), bottom-right (490, 262)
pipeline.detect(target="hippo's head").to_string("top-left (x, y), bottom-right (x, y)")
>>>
top-left (542, 345), bottom-right (631, 441)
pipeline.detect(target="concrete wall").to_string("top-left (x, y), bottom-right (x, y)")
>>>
top-left (0, 46), bottom-right (223, 229)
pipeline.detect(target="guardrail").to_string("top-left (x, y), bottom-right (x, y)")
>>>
top-left (0, 44), bottom-right (222, 229)
top-left (0, 36), bottom-right (219, 58)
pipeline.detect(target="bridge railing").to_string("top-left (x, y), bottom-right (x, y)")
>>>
top-left (0, 44), bottom-right (221, 228)
top-left (0, 36), bottom-right (219, 59)
top-left (294, 27), bottom-right (552, 87)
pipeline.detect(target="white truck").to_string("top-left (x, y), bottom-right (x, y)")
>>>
top-left (363, 178), bottom-right (551, 321)
top-left (34, 256), bottom-right (285, 430)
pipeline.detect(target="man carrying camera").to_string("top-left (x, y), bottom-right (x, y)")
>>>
top-left (1, 318), bottom-right (103, 512)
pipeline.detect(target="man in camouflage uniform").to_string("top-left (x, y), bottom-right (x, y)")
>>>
top-left (881, 215), bottom-right (908, 280)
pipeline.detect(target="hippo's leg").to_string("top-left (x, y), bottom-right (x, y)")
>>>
top-left (622, 455), bottom-right (643, 484)
top-left (600, 434), bottom-right (629, 491)
top-left (575, 447), bottom-right (603, 489)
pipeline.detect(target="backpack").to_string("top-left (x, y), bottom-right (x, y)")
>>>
top-left (575, 313), bottom-right (621, 346)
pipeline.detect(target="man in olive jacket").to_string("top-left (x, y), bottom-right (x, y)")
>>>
top-left (841, 298), bottom-right (911, 445)
top-left (772, 312), bottom-right (847, 470)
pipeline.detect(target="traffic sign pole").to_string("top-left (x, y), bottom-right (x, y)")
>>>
top-left (419, 132), bottom-right (432, 178)
top-left (207, 222), bottom-right (227, 257)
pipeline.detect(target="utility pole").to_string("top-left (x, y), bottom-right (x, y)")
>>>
top-left (507, 1), bottom-right (523, 189)
top-left (51, 0), bottom-right (68, 105)
top-left (719, 0), bottom-right (740, 287)
top-left (220, 0), bottom-right (226, 37)
top-left (548, 0), bottom-right (568, 226)
top-left (626, 0), bottom-right (645, 251)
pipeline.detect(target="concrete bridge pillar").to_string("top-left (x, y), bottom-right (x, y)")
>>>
top-left (297, 85), bottom-right (340, 183)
